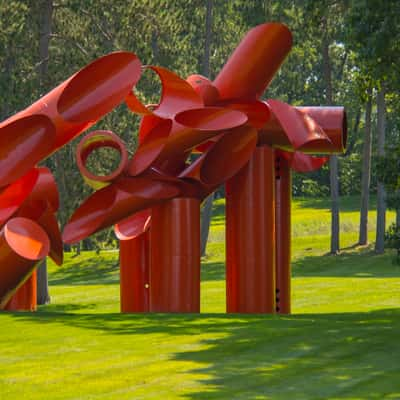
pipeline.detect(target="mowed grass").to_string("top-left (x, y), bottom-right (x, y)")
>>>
top-left (1, 196), bottom-right (400, 399)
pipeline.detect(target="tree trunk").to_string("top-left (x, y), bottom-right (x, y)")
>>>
top-left (358, 88), bottom-right (373, 245)
top-left (38, 0), bottom-right (53, 87)
top-left (36, 0), bottom-right (53, 305)
top-left (375, 84), bottom-right (386, 253)
top-left (36, 261), bottom-right (50, 305)
top-left (1, 50), bottom-right (14, 119)
top-left (199, 0), bottom-right (213, 256)
top-left (329, 156), bottom-right (340, 253)
top-left (345, 108), bottom-right (361, 156)
top-left (322, 16), bottom-right (340, 254)
top-left (200, 194), bottom-right (214, 256)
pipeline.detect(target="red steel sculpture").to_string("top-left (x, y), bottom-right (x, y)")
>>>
top-left (0, 22), bottom-right (346, 313)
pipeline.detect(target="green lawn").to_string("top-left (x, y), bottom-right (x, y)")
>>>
top-left (1, 196), bottom-right (399, 399)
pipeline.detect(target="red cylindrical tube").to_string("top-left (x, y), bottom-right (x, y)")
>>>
top-left (226, 146), bottom-right (276, 313)
top-left (0, 217), bottom-right (49, 308)
top-left (213, 23), bottom-right (292, 100)
top-left (77, 130), bottom-right (129, 190)
top-left (120, 231), bottom-right (150, 312)
top-left (62, 176), bottom-right (180, 244)
top-left (150, 198), bottom-right (200, 313)
top-left (275, 154), bottom-right (291, 314)
top-left (186, 74), bottom-right (219, 106)
top-left (260, 103), bottom-right (347, 154)
top-left (4, 272), bottom-right (37, 311)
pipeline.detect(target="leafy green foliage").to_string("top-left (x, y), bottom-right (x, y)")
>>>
top-left (376, 143), bottom-right (400, 220)
top-left (385, 223), bottom-right (400, 263)
top-left (345, 0), bottom-right (400, 84)
top-left (1, 1), bottom-right (398, 249)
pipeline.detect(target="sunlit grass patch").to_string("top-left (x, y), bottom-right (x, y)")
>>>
top-left (1, 195), bottom-right (399, 399)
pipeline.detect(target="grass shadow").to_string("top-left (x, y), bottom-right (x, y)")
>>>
top-left (8, 308), bottom-right (400, 399)
top-left (293, 247), bottom-right (400, 278)
top-left (37, 302), bottom-right (99, 313)
top-left (49, 254), bottom-right (119, 286)
top-left (201, 261), bottom-right (225, 282)
top-left (173, 308), bottom-right (400, 399)
top-left (294, 195), bottom-right (377, 213)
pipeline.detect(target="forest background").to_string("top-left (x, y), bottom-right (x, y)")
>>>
top-left (1, 0), bottom-right (399, 254)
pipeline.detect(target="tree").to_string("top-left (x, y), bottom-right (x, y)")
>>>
top-left (321, 14), bottom-right (340, 254)
top-left (200, 0), bottom-right (214, 257)
top-left (358, 85), bottom-right (372, 245)
top-left (345, 0), bottom-right (400, 252)
top-left (35, 0), bottom-right (54, 305)
top-left (375, 84), bottom-right (386, 252)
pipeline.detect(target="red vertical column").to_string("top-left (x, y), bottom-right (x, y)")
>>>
top-left (226, 146), bottom-right (276, 313)
top-left (275, 154), bottom-right (292, 314)
top-left (150, 198), bottom-right (200, 313)
top-left (4, 272), bottom-right (37, 311)
top-left (120, 231), bottom-right (150, 312)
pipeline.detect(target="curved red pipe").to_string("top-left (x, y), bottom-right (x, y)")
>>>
top-left (0, 52), bottom-right (141, 187)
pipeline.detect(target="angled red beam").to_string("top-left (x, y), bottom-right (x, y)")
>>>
top-left (3, 272), bottom-right (37, 312)
top-left (186, 74), bottom-right (220, 106)
top-left (0, 167), bottom-right (61, 311)
top-left (62, 176), bottom-right (180, 244)
top-left (0, 218), bottom-right (49, 308)
top-left (259, 101), bottom-right (347, 154)
top-left (290, 152), bottom-right (328, 173)
top-left (14, 167), bottom-right (63, 266)
top-left (226, 146), bottom-right (276, 313)
top-left (213, 23), bottom-right (292, 100)
top-left (298, 106), bottom-right (347, 152)
top-left (126, 65), bottom-right (203, 118)
top-left (17, 200), bottom-right (63, 267)
top-left (128, 106), bottom-right (248, 177)
top-left (180, 125), bottom-right (258, 196)
top-left (0, 116), bottom-right (54, 189)
top-left (0, 169), bottom-right (40, 226)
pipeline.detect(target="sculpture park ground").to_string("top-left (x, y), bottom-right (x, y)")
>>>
top-left (1, 195), bottom-right (399, 400)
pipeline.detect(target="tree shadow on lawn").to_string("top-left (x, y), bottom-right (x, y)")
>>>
top-left (47, 246), bottom-right (400, 289)
top-left (199, 247), bottom-right (400, 280)
top-left (9, 307), bottom-right (400, 399)
top-left (49, 256), bottom-right (119, 286)
top-left (293, 195), bottom-right (377, 213)
top-left (37, 302), bottom-right (99, 313)
top-left (49, 255), bottom-right (225, 286)
top-left (293, 247), bottom-right (400, 278)
top-left (211, 200), bottom-right (225, 219)
top-left (201, 261), bottom-right (225, 281)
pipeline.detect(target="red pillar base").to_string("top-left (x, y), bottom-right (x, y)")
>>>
top-left (150, 198), bottom-right (200, 313)
top-left (3, 272), bottom-right (37, 311)
top-left (275, 154), bottom-right (291, 314)
top-left (226, 146), bottom-right (276, 313)
top-left (120, 231), bottom-right (150, 312)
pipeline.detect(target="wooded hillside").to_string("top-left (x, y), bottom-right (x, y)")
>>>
top-left (1, 0), bottom-right (399, 251)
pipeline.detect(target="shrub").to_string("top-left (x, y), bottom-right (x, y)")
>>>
top-left (385, 223), bottom-right (400, 264)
